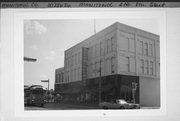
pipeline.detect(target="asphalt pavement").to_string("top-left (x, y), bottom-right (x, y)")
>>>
top-left (25, 102), bottom-right (159, 110)
top-left (25, 102), bottom-right (99, 110)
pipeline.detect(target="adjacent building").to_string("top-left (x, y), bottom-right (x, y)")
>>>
top-left (55, 67), bottom-right (64, 87)
top-left (55, 22), bottom-right (160, 107)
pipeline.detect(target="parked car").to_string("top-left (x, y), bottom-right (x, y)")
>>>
top-left (99, 99), bottom-right (140, 109)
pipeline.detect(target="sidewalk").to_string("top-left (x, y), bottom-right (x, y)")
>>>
top-left (140, 107), bottom-right (160, 109)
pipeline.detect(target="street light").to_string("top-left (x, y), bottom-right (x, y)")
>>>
top-left (41, 79), bottom-right (49, 102)
top-left (24, 56), bottom-right (37, 62)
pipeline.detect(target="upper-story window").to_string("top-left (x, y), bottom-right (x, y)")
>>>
top-left (97, 43), bottom-right (100, 56)
top-left (74, 54), bottom-right (77, 65)
top-left (92, 46), bottom-right (95, 58)
top-left (95, 62), bottom-right (99, 77)
top-left (100, 41), bottom-right (104, 56)
top-left (119, 36), bottom-right (128, 52)
top-left (150, 44), bottom-right (154, 56)
top-left (78, 52), bottom-right (81, 64)
top-left (70, 70), bottom-right (73, 82)
top-left (145, 60), bottom-right (149, 75)
top-left (71, 56), bottom-right (73, 66)
top-left (100, 60), bottom-right (103, 75)
top-left (78, 67), bottom-right (80, 80)
top-left (107, 39), bottom-right (111, 53)
top-left (144, 43), bottom-right (148, 56)
top-left (111, 36), bottom-right (116, 52)
top-left (140, 41), bottom-right (143, 54)
top-left (140, 59), bottom-right (144, 74)
top-left (150, 61), bottom-right (153, 75)
top-left (129, 38), bottom-right (135, 52)
top-left (74, 68), bottom-right (77, 81)
top-left (95, 44), bottom-right (98, 57)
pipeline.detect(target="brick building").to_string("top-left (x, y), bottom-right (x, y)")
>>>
top-left (55, 22), bottom-right (160, 107)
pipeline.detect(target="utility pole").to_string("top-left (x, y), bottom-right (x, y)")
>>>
top-left (94, 19), bottom-right (96, 34)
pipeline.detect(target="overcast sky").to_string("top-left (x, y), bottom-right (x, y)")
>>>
top-left (24, 19), bottom-right (159, 90)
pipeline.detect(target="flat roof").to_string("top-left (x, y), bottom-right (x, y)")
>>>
top-left (65, 22), bottom-right (160, 53)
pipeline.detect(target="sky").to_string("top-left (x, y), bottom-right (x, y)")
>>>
top-left (24, 19), bottom-right (159, 90)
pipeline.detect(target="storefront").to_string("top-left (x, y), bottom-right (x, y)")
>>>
top-left (55, 74), bottom-right (139, 104)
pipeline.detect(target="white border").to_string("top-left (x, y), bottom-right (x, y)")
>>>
top-left (14, 8), bottom-right (166, 117)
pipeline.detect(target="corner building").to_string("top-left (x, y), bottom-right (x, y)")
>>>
top-left (55, 22), bottom-right (160, 107)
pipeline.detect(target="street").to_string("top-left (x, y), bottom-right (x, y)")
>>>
top-left (25, 102), bottom-right (158, 110)
top-left (25, 102), bottom-right (99, 110)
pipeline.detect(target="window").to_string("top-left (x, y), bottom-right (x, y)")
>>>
top-left (88, 64), bottom-right (92, 77)
top-left (95, 44), bottom-right (99, 57)
top-left (78, 52), bottom-right (80, 64)
top-left (72, 55), bottom-right (74, 66)
top-left (129, 38), bottom-right (135, 52)
top-left (92, 63), bottom-right (95, 77)
top-left (150, 44), bottom-right (153, 56)
top-left (64, 72), bottom-right (67, 82)
top-left (144, 43), bottom-right (148, 56)
top-left (72, 69), bottom-right (74, 81)
top-left (140, 41), bottom-right (143, 54)
top-left (111, 37), bottom-right (114, 52)
top-left (95, 62), bottom-right (98, 76)
top-left (107, 39), bottom-right (111, 53)
top-left (145, 60), bottom-right (149, 74)
top-left (100, 60), bottom-right (103, 75)
top-left (78, 67), bottom-right (81, 80)
top-left (59, 73), bottom-right (61, 83)
top-left (140, 59), bottom-right (144, 74)
top-left (106, 59), bottom-right (111, 75)
top-left (74, 55), bottom-right (76, 65)
top-left (74, 69), bottom-right (76, 81)
top-left (66, 71), bottom-right (69, 82)
top-left (100, 41), bottom-right (104, 56)
top-left (92, 46), bottom-right (95, 58)
top-left (66, 58), bottom-right (68, 67)
top-left (75, 54), bottom-right (77, 65)
top-left (57, 74), bottom-right (59, 83)
top-left (70, 70), bottom-right (73, 81)
top-left (55, 74), bottom-right (58, 83)
top-left (150, 61), bottom-right (153, 75)
top-left (90, 47), bottom-right (93, 59)
top-left (97, 43), bottom-right (100, 56)
top-left (125, 57), bottom-right (130, 72)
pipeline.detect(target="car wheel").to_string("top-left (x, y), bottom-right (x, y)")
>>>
top-left (103, 106), bottom-right (108, 109)
top-left (119, 106), bottom-right (125, 109)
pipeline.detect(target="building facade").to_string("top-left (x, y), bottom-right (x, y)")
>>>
top-left (55, 67), bottom-right (64, 91)
top-left (55, 22), bottom-right (160, 107)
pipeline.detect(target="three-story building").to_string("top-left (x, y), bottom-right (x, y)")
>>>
top-left (55, 22), bottom-right (160, 107)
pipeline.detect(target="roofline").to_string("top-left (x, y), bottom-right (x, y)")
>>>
top-left (65, 22), bottom-right (159, 53)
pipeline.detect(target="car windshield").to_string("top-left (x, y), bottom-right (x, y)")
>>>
top-left (117, 100), bottom-right (127, 104)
